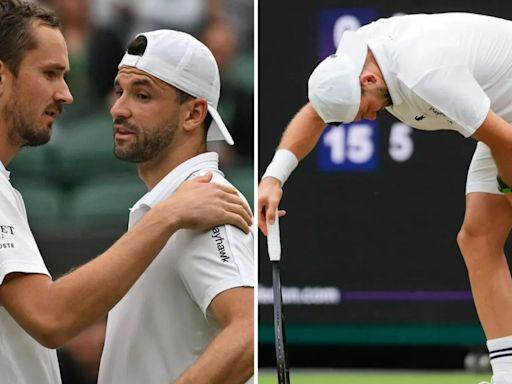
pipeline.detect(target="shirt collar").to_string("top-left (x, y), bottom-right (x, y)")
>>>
top-left (366, 36), bottom-right (403, 108)
top-left (0, 161), bottom-right (10, 180)
top-left (131, 152), bottom-right (220, 211)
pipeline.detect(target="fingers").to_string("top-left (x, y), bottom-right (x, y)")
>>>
top-left (258, 206), bottom-right (286, 236)
top-left (257, 191), bottom-right (269, 235)
top-left (193, 172), bottom-right (213, 183)
top-left (212, 183), bottom-right (253, 219)
top-left (258, 207), bottom-right (268, 236)
top-left (224, 212), bottom-right (250, 234)
top-left (215, 182), bottom-right (240, 196)
top-left (223, 201), bottom-right (252, 231)
top-left (266, 200), bottom-right (277, 225)
top-left (176, 173), bottom-right (212, 193)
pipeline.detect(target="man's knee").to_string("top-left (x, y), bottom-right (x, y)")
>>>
top-left (457, 224), bottom-right (481, 256)
top-left (457, 221), bottom-right (506, 268)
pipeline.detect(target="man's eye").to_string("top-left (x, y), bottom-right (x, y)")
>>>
top-left (114, 89), bottom-right (123, 97)
top-left (137, 94), bottom-right (149, 100)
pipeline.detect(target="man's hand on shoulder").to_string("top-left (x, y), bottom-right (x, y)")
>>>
top-left (158, 172), bottom-right (252, 234)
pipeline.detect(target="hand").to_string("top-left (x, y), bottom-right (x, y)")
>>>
top-left (160, 173), bottom-right (252, 233)
top-left (258, 177), bottom-right (286, 236)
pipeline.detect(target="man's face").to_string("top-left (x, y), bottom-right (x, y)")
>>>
top-left (110, 67), bottom-right (182, 163)
top-left (354, 80), bottom-right (392, 122)
top-left (5, 23), bottom-right (73, 147)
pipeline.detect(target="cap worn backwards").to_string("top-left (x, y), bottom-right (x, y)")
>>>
top-left (119, 29), bottom-right (234, 145)
top-left (308, 30), bottom-right (368, 125)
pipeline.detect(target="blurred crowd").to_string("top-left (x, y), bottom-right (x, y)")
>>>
top-left (38, 0), bottom-right (254, 164)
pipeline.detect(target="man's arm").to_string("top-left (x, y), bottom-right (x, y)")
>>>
top-left (174, 287), bottom-right (254, 384)
top-left (0, 174), bottom-right (252, 349)
top-left (258, 102), bottom-right (326, 234)
top-left (472, 110), bottom-right (512, 206)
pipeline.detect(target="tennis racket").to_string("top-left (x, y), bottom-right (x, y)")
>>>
top-left (267, 215), bottom-right (291, 384)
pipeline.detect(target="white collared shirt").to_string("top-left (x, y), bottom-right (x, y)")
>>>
top-left (356, 13), bottom-right (512, 137)
top-left (0, 162), bottom-right (60, 384)
top-left (98, 152), bottom-right (254, 384)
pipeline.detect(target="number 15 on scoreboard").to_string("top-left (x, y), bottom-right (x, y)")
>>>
top-left (317, 121), bottom-right (414, 172)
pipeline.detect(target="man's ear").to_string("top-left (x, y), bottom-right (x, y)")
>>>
top-left (182, 98), bottom-right (209, 133)
top-left (359, 71), bottom-right (378, 87)
top-left (0, 61), bottom-right (11, 96)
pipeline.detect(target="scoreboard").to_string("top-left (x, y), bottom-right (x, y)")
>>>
top-left (258, 1), bottom-right (512, 347)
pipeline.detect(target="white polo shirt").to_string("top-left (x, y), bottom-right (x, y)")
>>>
top-left (0, 162), bottom-right (61, 384)
top-left (98, 152), bottom-right (254, 384)
top-left (356, 13), bottom-right (512, 136)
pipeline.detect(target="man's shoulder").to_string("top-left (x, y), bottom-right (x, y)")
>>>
top-left (201, 170), bottom-right (251, 208)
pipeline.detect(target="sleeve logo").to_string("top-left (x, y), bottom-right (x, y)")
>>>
top-left (0, 225), bottom-right (15, 249)
top-left (211, 226), bottom-right (230, 263)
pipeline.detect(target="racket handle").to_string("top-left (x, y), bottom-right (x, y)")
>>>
top-left (267, 215), bottom-right (281, 261)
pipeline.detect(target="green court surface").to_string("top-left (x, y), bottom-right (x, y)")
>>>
top-left (258, 371), bottom-right (490, 384)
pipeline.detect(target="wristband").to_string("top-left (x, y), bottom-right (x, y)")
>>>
top-left (262, 149), bottom-right (299, 186)
top-left (497, 176), bottom-right (512, 193)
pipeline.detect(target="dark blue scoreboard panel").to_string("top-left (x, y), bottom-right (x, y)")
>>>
top-left (258, 1), bottom-right (512, 347)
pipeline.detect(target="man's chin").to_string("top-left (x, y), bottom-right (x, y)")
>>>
top-left (114, 147), bottom-right (143, 163)
top-left (21, 129), bottom-right (52, 147)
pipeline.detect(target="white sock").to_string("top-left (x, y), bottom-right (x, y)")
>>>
top-left (488, 336), bottom-right (512, 374)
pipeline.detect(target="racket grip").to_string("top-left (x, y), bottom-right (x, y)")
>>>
top-left (267, 215), bottom-right (281, 261)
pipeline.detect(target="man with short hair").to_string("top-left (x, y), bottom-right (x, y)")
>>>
top-left (97, 30), bottom-right (254, 384)
top-left (0, 2), bottom-right (251, 383)
top-left (259, 13), bottom-right (512, 384)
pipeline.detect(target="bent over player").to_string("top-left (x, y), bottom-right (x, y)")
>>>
top-left (259, 13), bottom-right (512, 384)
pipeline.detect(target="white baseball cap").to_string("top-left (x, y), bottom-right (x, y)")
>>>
top-left (308, 30), bottom-right (367, 124)
top-left (119, 29), bottom-right (234, 145)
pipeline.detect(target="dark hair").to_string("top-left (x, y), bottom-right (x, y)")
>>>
top-left (126, 34), bottom-right (213, 136)
top-left (0, 0), bottom-right (60, 76)
top-left (126, 35), bottom-right (148, 56)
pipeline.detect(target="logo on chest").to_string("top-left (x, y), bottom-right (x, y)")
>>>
top-left (412, 107), bottom-right (453, 125)
top-left (211, 227), bottom-right (230, 263)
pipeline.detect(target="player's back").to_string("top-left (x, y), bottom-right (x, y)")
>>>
top-left (358, 13), bottom-right (512, 122)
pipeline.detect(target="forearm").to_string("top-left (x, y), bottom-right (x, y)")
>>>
top-left (5, 209), bottom-right (179, 347)
top-left (174, 319), bottom-right (254, 384)
top-left (258, 103), bottom-right (325, 231)
top-left (51, 212), bottom-right (178, 338)
top-left (277, 102), bottom-right (327, 161)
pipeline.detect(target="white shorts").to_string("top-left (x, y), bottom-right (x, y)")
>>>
top-left (466, 141), bottom-right (501, 195)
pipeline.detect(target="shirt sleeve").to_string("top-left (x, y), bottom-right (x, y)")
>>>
top-left (405, 65), bottom-right (490, 137)
top-left (175, 224), bottom-right (254, 316)
top-left (0, 185), bottom-right (50, 284)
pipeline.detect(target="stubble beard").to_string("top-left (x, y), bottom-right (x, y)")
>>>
top-left (378, 85), bottom-right (393, 107)
top-left (5, 91), bottom-right (51, 147)
top-left (113, 118), bottom-right (178, 163)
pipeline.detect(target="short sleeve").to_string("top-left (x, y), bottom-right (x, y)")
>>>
top-left (0, 184), bottom-right (50, 284)
top-left (401, 65), bottom-right (490, 137)
top-left (176, 224), bottom-right (254, 316)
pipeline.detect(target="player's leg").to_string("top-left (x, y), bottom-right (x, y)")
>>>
top-left (458, 192), bottom-right (512, 338)
top-left (458, 142), bottom-right (512, 382)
